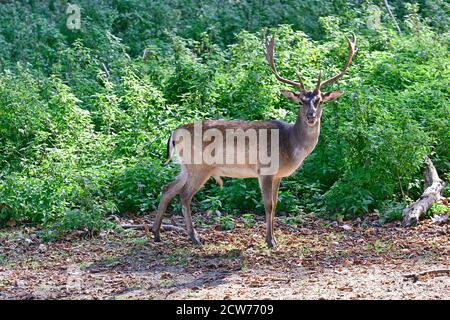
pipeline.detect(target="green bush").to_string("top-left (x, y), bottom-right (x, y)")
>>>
top-left (0, 1), bottom-right (448, 232)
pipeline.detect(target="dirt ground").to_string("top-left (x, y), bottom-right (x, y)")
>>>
top-left (0, 213), bottom-right (449, 300)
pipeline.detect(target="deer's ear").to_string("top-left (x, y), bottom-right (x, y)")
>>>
top-left (281, 90), bottom-right (301, 102)
top-left (322, 91), bottom-right (344, 102)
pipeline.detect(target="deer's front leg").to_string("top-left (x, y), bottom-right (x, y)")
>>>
top-left (259, 176), bottom-right (280, 248)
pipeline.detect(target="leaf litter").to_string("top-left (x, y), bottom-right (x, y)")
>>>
top-left (0, 213), bottom-right (448, 299)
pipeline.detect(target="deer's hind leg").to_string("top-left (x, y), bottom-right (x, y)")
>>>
top-left (152, 168), bottom-right (188, 242)
top-left (179, 166), bottom-right (211, 245)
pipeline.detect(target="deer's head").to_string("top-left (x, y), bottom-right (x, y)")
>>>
top-left (265, 34), bottom-right (356, 127)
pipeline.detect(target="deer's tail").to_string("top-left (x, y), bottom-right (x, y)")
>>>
top-left (164, 132), bottom-right (175, 165)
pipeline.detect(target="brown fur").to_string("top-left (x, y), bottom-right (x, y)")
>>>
top-left (152, 113), bottom-right (322, 248)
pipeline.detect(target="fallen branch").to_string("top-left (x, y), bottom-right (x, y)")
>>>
top-left (121, 223), bottom-right (186, 234)
top-left (383, 0), bottom-right (402, 35)
top-left (431, 214), bottom-right (449, 225)
top-left (402, 155), bottom-right (446, 227)
top-left (403, 269), bottom-right (450, 282)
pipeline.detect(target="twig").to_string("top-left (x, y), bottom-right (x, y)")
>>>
top-left (121, 223), bottom-right (186, 234)
top-left (383, 0), bottom-right (402, 34)
top-left (404, 269), bottom-right (450, 282)
top-left (142, 48), bottom-right (148, 60)
top-left (101, 62), bottom-right (110, 77)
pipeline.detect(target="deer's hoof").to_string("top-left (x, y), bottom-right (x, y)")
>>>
top-left (266, 238), bottom-right (277, 249)
top-left (190, 234), bottom-right (202, 246)
top-left (152, 231), bottom-right (161, 242)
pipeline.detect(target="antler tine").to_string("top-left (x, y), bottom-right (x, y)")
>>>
top-left (295, 70), bottom-right (305, 91)
top-left (319, 33), bottom-right (357, 89)
top-left (264, 35), bottom-right (305, 91)
top-left (314, 69), bottom-right (322, 93)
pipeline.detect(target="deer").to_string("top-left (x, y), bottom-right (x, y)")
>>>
top-left (152, 33), bottom-right (356, 248)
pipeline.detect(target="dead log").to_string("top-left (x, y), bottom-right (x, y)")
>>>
top-left (402, 155), bottom-right (446, 227)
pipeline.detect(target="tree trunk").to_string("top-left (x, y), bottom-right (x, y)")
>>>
top-left (402, 155), bottom-right (446, 227)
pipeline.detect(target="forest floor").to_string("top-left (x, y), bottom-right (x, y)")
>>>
top-left (0, 212), bottom-right (449, 300)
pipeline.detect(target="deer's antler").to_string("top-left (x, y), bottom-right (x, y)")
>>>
top-left (264, 35), bottom-right (305, 92)
top-left (315, 33), bottom-right (357, 91)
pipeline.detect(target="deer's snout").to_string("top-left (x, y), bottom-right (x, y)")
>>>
top-left (306, 111), bottom-right (316, 119)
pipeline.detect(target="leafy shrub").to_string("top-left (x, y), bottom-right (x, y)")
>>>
top-left (242, 214), bottom-right (255, 228)
top-left (219, 215), bottom-right (235, 231)
top-left (426, 203), bottom-right (450, 218)
top-left (0, 1), bottom-right (448, 233)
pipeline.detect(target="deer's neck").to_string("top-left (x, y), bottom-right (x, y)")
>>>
top-left (290, 116), bottom-right (321, 154)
